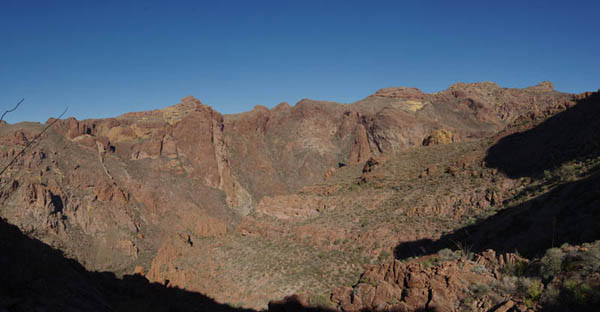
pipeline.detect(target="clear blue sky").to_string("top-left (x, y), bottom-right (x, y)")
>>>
top-left (1, 0), bottom-right (599, 123)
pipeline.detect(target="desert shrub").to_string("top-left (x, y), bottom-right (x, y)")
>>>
top-left (540, 284), bottom-right (560, 306)
top-left (360, 219), bottom-right (368, 228)
top-left (517, 277), bottom-right (543, 301)
top-left (563, 279), bottom-right (578, 291)
top-left (377, 251), bottom-right (391, 263)
top-left (502, 259), bottom-right (528, 276)
top-left (540, 248), bottom-right (564, 279)
top-left (574, 283), bottom-right (596, 305)
top-left (562, 254), bottom-right (581, 273)
top-left (310, 292), bottom-right (336, 309)
top-left (471, 264), bottom-right (489, 274)
top-left (421, 257), bottom-right (438, 268)
top-left (461, 296), bottom-right (475, 307)
top-left (556, 164), bottom-right (578, 182)
top-left (437, 248), bottom-right (459, 261)
top-left (469, 283), bottom-right (489, 298)
top-left (514, 260), bottom-right (529, 276)
top-left (359, 275), bottom-right (378, 287)
top-left (561, 280), bottom-right (600, 306)
top-left (581, 242), bottom-right (592, 248)
top-left (581, 243), bottom-right (600, 274)
top-left (453, 241), bottom-right (473, 260)
top-left (491, 276), bottom-right (518, 294)
top-left (527, 279), bottom-right (544, 301)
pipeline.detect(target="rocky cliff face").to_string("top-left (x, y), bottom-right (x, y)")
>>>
top-left (0, 81), bottom-right (592, 310)
top-left (222, 82), bottom-right (569, 202)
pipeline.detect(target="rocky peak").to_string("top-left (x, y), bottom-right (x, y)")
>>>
top-left (449, 81), bottom-right (501, 92)
top-left (179, 95), bottom-right (210, 111)
top-left (273, 102), bottom-right (291, 111)
top-left (526, 81), bottom-right (555, 92)
top-left (252, 105), bottom-right (269, 113)
top-left (371, 86), bottom-right (425, 99)
top-left (162, 96), bottom-right (213, 124)
top-left (180, 95), bottom-right (201, 104)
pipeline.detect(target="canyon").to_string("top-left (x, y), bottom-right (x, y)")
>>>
top-left (1, 81), bottom-right (599, 311)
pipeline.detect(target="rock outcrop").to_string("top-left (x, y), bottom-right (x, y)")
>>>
top-left (0, 81), bottom-right (591, 310)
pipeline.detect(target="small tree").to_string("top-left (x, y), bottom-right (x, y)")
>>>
top-left (540, 248), bottom-right (564, 280)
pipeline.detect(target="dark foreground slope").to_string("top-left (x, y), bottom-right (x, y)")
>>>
top-left (0, 215), bottom-right (345, 312)
top-left (0, 217), bottom-right (254, 312)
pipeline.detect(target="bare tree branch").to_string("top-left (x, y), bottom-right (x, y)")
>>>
top-left (0, 107), bottom-right (68, 177)
top-left (0, 98), bottom-right (25, 124)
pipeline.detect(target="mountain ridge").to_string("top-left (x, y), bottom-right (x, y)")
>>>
top-left (0, 81), bottom-right (596, 310)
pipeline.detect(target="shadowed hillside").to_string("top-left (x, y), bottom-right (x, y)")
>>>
top-left (485, 91), bottom-right (600, 178)
top-left (0, 216), bottom-right (256, 312)
top-left (395, 91), bottom-right (600, 259)
top-left (394, 167), bottom-right (600, 259)
top-left (0, 216), bottom-right (362, 311)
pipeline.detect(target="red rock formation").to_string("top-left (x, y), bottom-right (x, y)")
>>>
top-left (0, 81), bottom-right (586, 309)
top-left (370, 86), bottom-right (426, 99)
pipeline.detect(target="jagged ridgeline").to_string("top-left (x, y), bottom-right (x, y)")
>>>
top-left (1, 82), bottom-right (598, 311)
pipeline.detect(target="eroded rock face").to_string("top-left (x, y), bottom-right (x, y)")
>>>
top-left (0, 81), bottom-right (582, 309)
top-left (0, 98), bottom-right (240, 273)
top-left (277, 250), bottom-right (529, 312)
top-left (41, 82), bottom-right (572, 215)
top-left (423, 129), bottom-right (454, 146)
top-left (371, 87), bottom-right (426, 100)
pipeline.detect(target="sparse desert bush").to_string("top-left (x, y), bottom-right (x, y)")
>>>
top-left (360, 219), bottom-right (368, 228)
top-left (540, 284), bottom-right (560, 306)
top-left (461, 296), bottom-right (475, 307)
top-left (561, 280), bottom-right (600, 306)
top-left (581, 243), bottom-right (600, 273)
top-left (310, 292), bottom-right (336, 309)
top-left (469, 283), bottom-right (490, 298)
top-left (471, 264), bottom-right (489, 274)
top-left (523, 278), bottom-right (543, 301)
top-left (540, 248), bottom-right (564, 279)
top-left (574, 283), bottom-right (599, 305)
top-left (420, 257), bottom-right (438, 268)
top-left (543, 169), bottom-right (553, 181)
top-left (377, 251), bottom-right (391, 263)
top-left (515, 277), bottom-right (543, 307)
top-left (502, 259), bottom-right (528, 277)
top-left (556, 163), bottom-right (579, 182)
top-left (437, 248), bottom-right (459, 261)
top-left (453, 241), bottom-right (473, 260)
top-left (359, 276), bottom-right (378, 287)
top-left (501, 277), bottom-right (539, 307)
top-left (491, 276), bottom-right (518, 295)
